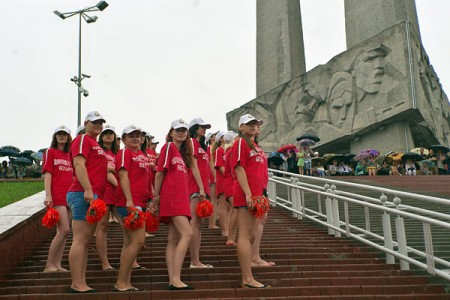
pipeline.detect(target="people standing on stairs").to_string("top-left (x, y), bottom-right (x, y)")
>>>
top-left (42, 125), bottom-right (73, 273)
top-left (66, 111), bottom-right (107, 293)
top-left (231, 114), bottom-right (271, 288)
top-left (153, 119), bottom-right (194, 290)
top-left (206, 131), bottom-right (220, 229)
top-left (187, 118), bottom-right (213, 268)
top-left (213, 131), bottom-right (230, 238)
top-left (95, 125), bottom-right (120, 272)
top-left (223, 131), bottom-right (239, 246)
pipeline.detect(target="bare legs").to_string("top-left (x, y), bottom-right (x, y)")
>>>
top-left (44, 206), bottom-right (70, 272)
top-left (189, 196), bottom-right (210, 267)
top-left (236, 208), bottom-right (265, 287)
top-left (218, 194), bottom-right (230, 237)
top-left (95, 205), bottom-right (114, 270)
top-left (208, 184), bottom-right (219, 229)
top-left (251, 213), bottom-right (274, 266)
top-left (68, 220), bottom-right (97, 291)
top-left (115, 226), bottom-right (145, 290)
top-left (166, 216), bottom-right (193, 288)
top-left (226, 197), bottom-right (238, 245)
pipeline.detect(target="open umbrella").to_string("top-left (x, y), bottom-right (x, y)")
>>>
top-left (31, 152), bottom-right (43, 161)
top-left (0, 146), bottom-right (21, 158)
top-left (20, 150), bottom-right (34, 158)
top-left (296, 133), bottom-right (320, 142)
top-left (10, 157), bottom-right (33, 166)
top-left (38, 148), bottom-right (48, 153)
top-left (312, 157), bottom-right (326, 166)
top-left (277, 144), bottom-right (297, 153)
top-left (387, 151), bottom-right (404, 161)
top-left (410, 147), bottom-right (429, 156)
top-left (326, 154), bottom-right (347, 165)
top-left (354, 148), bottom-right (379, 161)
top-left (298, 139), bottom-right (315, 147)
top-left (429, 145), bottom-right (450, 153)
top-left (420, 159), bottom-right (435, 168)
top-left (268, 152), bottom-right (284, 166)
top-left (401, 152), bottom-right (422, 162)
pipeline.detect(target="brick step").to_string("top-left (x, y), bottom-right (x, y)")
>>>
top-left (0, 284), bottom-right (446, 299)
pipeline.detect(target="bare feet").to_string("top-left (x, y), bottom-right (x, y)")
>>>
top-left (57, 267), bottom-right (69, 272)
top-left (43, 267), bottom-right (59, 273)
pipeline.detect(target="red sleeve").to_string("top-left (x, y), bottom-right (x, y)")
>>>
top-left (116, 148), bottom-right (131, 172)
top-left (231, 138), bottom-right (248, 170)
top-left (157, 143), bottom-right (171, 172)
top-left (215, 147), bottom-right (225, 168)
top-left (71, 135), bottom-right (91, 160)
top-left (42, 149), bottom-right (53, 174)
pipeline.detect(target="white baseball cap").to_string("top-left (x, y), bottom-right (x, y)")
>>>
top-left (84, 111), bottom-right (106, 123)
top-left (238, 114), bottom-right (263, 126)
top-left (170, 119), bottom-right (189, 130)
top-left (54, 125), bottom-right (71, 135)
top-left (75, 125), bottom-right (85, 135)
top-left (189, 117), bottom-right (211, 129)
top-left (215, 131), bottom-right (226, 143)
top-left (206, 131), bottom-right (218, 142)
top-left (224, 131), bottom-right (237, 143)
top-left (151, 140), bottom-right (160, 144)
top-left (122, 125), bottom-right (142, 135)
top-left (102, 124), bottom-right (116, 134)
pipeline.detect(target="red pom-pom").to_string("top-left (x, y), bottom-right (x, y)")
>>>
top-left (42, 207), bottom-right (60, 228)
top-left (86, 199), bottom-right (107, 224)
top-left (145, 211), bottom-right (159, 232)
top-left (249, 196), bottom-right (270, 219)
top-left (195, 200), bottom-right (213, 218)
top-left (124, 207), bottom-right (146, 230)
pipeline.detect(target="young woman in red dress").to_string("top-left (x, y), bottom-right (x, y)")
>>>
top-left (153, 119), bottom-right (194, 290)
top-left (95, 124), bottom-right (120, 271)
top-left (206, 131), bottom-right (219, 229)
top-left (42, 125), bottom-right (73, 273)
top-left (187, 118), bottom-right (211, 268)
top-left (231, 114), bottom-right (270, 288)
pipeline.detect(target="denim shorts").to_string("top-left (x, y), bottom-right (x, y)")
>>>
top-left (66, 192), bottom-right (98, 221)
top-left (116, 206), bottom-right (144, 219)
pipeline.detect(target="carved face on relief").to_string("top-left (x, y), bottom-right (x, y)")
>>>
top-left (353, 46), bottom-right (389, 94)
top-left (327, 72), bottom-right (354, 128)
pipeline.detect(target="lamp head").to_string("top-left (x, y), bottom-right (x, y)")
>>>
top-left (96, 1), bottom-right (109, 11)
top-left (53, 10), bottom-right (66, 19)
top-left (85, 15), bottom-right (98, 23)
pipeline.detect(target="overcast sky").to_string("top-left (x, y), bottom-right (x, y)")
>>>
top-left (0, 0), bottom-right (448, 153)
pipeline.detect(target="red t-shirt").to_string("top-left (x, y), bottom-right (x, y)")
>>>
top-left (103, 149), bottom-right (118, 205)
top-left (207, 145), bottom-right (215, 184)
top-left (157, 142), bottom-right (191, 223)
top-left (42, 148), bottom-right (73, 207)
top-left (116, 148), bottom-right (150, 208)
top-left (188, 138), bottom-right (211, 196)
top-left (223, 148), bottom-right (234, 199)
top-left (214, 146), bottom-right (225, 196)
top-left (69, 134), bottom-right (107, 198)
top-left (231, 138), bottom-right (267, 207)
top-left (147, 148), bottom-right (158, 198)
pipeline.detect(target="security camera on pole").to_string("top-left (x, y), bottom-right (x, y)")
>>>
top-left (54, 1), bottom-right (109, 127)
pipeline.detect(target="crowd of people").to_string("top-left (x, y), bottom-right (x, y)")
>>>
top-left (42, 111), bottom-right (273, 293)
top-left (274, 146), bottom-right (450, 177)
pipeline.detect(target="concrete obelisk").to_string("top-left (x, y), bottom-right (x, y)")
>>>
top-left (256, 0), bottom-right (306, 97)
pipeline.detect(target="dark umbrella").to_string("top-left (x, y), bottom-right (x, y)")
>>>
top-left (326, 154), bottom-right (347, 165)
top-left (298, 139), bottom-right (316, 147)
top-left (312, 157), bottom-right (326, 166)
top-left (10, 157), bottom-right (33, 166)
top-left (20, 150), bottom-right (34, 158)
top-left (296, 133), bottom-right (320, 142)
top-left (429, 145), bottom-right (450, 153)
top-left (268, 152), bottom-right (284, 166)
top-left (0, 145), bottom-right (21, 158)
top-left (38, 148), bottom-right (48, 153)
top-left (401, 152), bottom-right (422, 162)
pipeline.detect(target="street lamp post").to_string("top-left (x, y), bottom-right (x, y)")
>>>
top-left (54, 1), bottom-right (109, 127)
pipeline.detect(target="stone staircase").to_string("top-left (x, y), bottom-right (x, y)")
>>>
top-left (0, 203), bottom-right (449, 299)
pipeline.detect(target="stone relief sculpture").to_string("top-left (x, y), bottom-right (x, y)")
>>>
top-left (227, 22), bottom-right (450, 151)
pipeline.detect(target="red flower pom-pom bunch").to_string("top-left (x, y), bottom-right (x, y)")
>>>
top-left (145, 211), bottom-right (159, 232)
top-left (124, 207), bottom-right (146, 230)
top-left (42, 207), bottom-right (60, 228)
top-left (195, 200), bottom-right (213, 218)
top-left (249, 196), bottom-right (270, 219)
top-left (86, 199), bottom-right (107, 224)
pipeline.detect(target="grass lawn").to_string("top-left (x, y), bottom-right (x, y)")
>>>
top-left (0, 181), bottom-right (44, 208)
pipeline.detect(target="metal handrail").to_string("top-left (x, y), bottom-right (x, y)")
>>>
top-left (268, 168), bottom-right (450, 281)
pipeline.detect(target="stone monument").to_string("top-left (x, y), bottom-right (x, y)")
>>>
top-left (227, 0), bottom-right (450, 155)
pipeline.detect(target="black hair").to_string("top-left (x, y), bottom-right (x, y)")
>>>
top-left (99, 130), bottom-right (119, 154)
top-left (189, 124), bottom-right (207, 150)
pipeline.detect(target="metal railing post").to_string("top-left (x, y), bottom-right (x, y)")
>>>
top-left (331, 184), bottom-right (341, 238)
top-left (324, 183), bottom-right (334, 235)
top-left (380, 193), bottom-right (395, 264)
top-left (290, 177), bottom-right (298, 218)
top-left (423, 222), bottom-right (435, 275)
top-left (268, 172), bottom-right (277, 207)
top-left (394, 196), bottom-right (409, 270)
